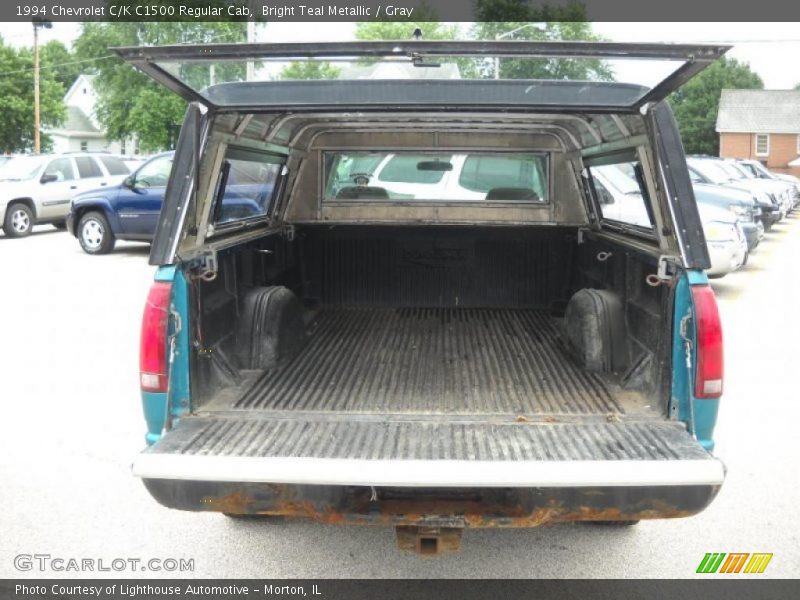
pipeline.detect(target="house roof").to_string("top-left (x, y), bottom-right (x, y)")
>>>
top-left (716, 89), bottom-right (800, 134)
top-left (64, 73), bottom-right (97, 102)
top-left (47, 106), bottom-right (102, 137)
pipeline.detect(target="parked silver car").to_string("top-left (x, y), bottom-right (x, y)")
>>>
top-left (737, 159), bottom-right (800, 208)
top-left (0, 153), bottom-right (130, 237)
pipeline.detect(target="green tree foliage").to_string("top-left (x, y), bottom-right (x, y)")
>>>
top-left (277, 61), bottom-right (341, 80)
top-left (39, 40), bottom-right (83, 91)
top-left (0, 36), bottom-right (65, 153)
top-left (355, 19), bottom-right (458, 42)
top-left (471, 1), bottom-right (612, 80)
top-left (74, 15), bottom-right (245, 151)
top-left (669, 57), bottom-right (763, 155)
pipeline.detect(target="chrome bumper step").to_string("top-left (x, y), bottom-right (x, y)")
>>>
top-left (134, 416), bottom-right (724, 488)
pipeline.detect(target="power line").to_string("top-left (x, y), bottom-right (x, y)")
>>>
top-left (0, 55), bottom-right (114, 78)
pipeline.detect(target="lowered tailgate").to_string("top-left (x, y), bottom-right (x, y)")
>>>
top-left (134, 415), bottom-right (723, 488)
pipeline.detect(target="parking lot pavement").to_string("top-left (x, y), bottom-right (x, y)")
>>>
top-left (1, 219), bottom-right (798, 579)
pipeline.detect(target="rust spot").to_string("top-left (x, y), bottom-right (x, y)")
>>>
top-left (201, 491), bottom-right (256, 514)
top-left (201, 491), bottom-right (696, 528)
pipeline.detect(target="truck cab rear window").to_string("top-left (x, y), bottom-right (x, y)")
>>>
top-left (323, 151), bottom-right (548, 202)
top-left (212, 147), bottom-right (284, 226)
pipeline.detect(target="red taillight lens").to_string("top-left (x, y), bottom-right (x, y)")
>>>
top-left (691, 284), bottom-right (724, 399)
top-left (140, 281), bottom-right (172, 393)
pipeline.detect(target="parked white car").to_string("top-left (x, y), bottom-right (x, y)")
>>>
top-left (590, 164), bottom-right (651, 227)
top-left (698, 203), bottom-right (748, 278)
top-left (593, 163), bottom-right (746, 278)
top-left (720, 159), bottom-right (794, 216)
top-left (0, 153), bottom-right (130, 237)
top-left (327, 152), bottom-right (548, 202)
top-left (737, 159), bottom-right (800, 208)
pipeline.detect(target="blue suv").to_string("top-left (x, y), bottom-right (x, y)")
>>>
top-left (68, 152), bottom-right (174, 254)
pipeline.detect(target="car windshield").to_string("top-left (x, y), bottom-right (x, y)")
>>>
top-left (688, 160), bottom-right (733, 185)
top-left (0, 156), bottom-right (45, 181)
top-left (720, 161), bottom-right (749, 179)
top-left (747, 161), bottom-right (773, 178)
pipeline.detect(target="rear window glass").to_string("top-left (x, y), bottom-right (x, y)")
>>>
top-left (99, 156), bottom-right (129, 176)
top-left (75, 156), bottom-right (103, 179)
top-left (588, 160), bottom-right (654, 229)
top-left (459, 154), bottom-right (547, 196)
top-left (377, 154), bottom-right (451, 184)
top-left (323, 151), bottom-right (548, 202)
top-left (212, 147), bottom-right (283, 226)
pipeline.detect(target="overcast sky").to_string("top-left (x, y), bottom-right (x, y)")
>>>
top-left (2, 21), bottom-right (799, 89)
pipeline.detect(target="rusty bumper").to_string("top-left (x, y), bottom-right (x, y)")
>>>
top-left (142, 479), bottom-right (720, 527)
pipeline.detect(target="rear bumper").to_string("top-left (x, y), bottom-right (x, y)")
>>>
top-left (134, 454), bottom-right (725, 488)
top-left (141, 479), bottom-right (723, 526)
top-left (134, 416), bottom-right (724, 524)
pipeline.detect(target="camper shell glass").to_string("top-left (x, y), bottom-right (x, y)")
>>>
top-left (113, 41), bottom-right (730, 112)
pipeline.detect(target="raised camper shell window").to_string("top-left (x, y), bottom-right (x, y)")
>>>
top-left (585, 150), bottom-right (656, 234)
top-left (210, 146), bottom-right (285, 227)
top-left (322, 151), bottom-right (548, 203)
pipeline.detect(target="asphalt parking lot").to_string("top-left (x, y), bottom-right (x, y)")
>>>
top-left (1, 217), bottom-right (798, 579)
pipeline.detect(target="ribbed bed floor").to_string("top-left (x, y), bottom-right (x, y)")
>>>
top-left (232, 308), bottom-right (624, 415)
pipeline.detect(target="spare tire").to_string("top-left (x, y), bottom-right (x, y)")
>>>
top-left (235, 287), bottom-right (306, 370)
top-left (564, 288), bottom-right (629, 374)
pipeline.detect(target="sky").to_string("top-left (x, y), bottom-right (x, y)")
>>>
top-left (2, 21), bottom-right (800, 89)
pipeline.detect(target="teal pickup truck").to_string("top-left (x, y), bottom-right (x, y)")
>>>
top-left (123, 41), bottom-right (726, 555)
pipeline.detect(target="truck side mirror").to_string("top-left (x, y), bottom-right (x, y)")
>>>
top-left (40, 173), bottom-right (58, 184)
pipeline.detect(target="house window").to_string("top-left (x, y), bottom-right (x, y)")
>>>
top-left (755, 134), bottom-right (769, 157)
top-left (120, 140), bottom-right (126, 155)
top-left (80, 141), bottom-right (88, 152)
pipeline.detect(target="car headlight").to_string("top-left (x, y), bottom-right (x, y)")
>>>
top-left (705, 222), bottom-right (736, 242)
top-left (730, 205), bottom-right (752, 221)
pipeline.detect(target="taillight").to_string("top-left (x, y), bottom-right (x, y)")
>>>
top-left (140, 281), bottom-right (172, 393)
top-left (691, 284), bottom-right (724, 398)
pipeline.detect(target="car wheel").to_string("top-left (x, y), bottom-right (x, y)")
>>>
top-left (78, 211), bottom-right (115, 255)
top-left (52, 221), bottom-right (67, 230)
top-left (3, 203), bottom-right (34, 238)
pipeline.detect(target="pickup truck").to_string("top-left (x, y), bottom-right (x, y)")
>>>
top-left (120, 41), bottom-right (728, 555)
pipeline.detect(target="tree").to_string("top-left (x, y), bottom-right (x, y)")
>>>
top-left (0, 36), bottom-right (65, 153)
top-left (73, 18), bottom-right (246, 152)
top-left (669, 57), bottom-right (763, 155)
top-left (355, 20), bottom-right (458, 42)
top-left (470, 1), bottom-right (613, 80)
top-left (277, 61), bottom-right (341, 80)
top-left (40, 40), bottom-right (82, 92)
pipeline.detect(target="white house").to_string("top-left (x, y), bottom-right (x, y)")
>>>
top-left (45, 74), bottom-right (137, 155)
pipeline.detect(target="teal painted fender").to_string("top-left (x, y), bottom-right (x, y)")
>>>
top-left (670, 269), bottom-right (720, 452)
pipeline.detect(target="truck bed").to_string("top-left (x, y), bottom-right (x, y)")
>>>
top-left (205, 307), bottom-right (651, 418)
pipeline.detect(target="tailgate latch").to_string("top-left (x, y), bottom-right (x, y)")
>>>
top-left (188, 249), bottom-right (218, 282)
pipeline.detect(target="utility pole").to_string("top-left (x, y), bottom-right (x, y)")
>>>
top-left (32, 18), bottom-right (52, 154)
top-left (246, 19), bottom-right (256, 81)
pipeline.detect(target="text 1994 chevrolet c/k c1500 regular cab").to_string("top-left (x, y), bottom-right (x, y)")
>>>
top-left (120, 40), bottom-right (728, 555)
